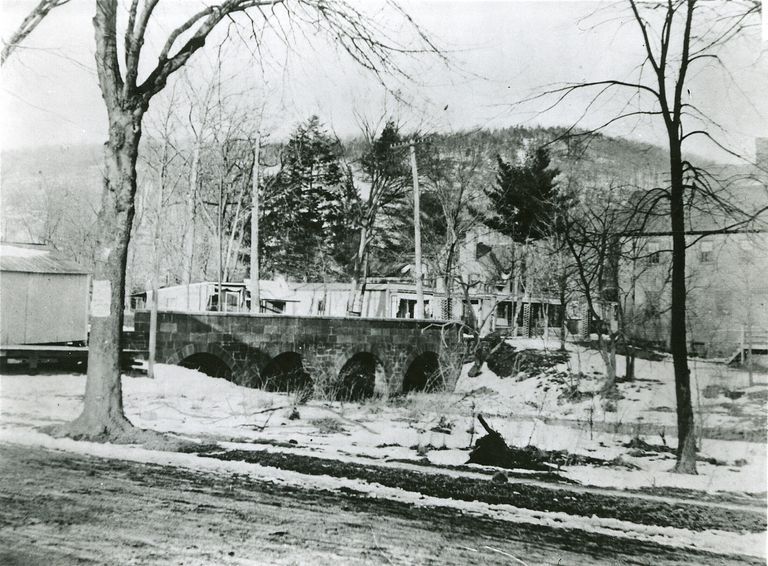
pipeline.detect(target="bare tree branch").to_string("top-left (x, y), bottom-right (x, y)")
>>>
top-left (1, 0), bottom-right (70, 65)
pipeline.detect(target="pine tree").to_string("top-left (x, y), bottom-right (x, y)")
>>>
top-left (260, 116), bottom-right (359, 280)
top-left (485, 147), bottom-right (560, 243)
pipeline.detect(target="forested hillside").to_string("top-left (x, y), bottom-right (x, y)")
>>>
top-left (1, 124), bottom-right (674, 289)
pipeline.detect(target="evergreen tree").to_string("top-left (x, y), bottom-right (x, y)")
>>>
top-left (260, 116), bottom-right (359, 280)
top-left (485, 147), bottom-right (560, 243)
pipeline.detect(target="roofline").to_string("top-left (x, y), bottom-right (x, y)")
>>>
top-left (628, 228), bottom-right (767, 237)
top-left (0, 267), bottom-right (90, 275)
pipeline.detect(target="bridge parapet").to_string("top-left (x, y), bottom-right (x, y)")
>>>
top-left (130, 311), bottom-right (465, 398)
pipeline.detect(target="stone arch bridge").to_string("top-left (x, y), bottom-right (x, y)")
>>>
top-left (129, 311), bottom-right (465, 399)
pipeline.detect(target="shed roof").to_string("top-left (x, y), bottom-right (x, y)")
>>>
top-left (0, 243), bottom-right (90, 275)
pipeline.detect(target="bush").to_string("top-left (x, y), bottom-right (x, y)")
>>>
top-left (486, 342), bottom-right (518, 377)
top-left (310, 417), bottom-right (346, 434)
top-left (486, 346), bottom-right (569, 378)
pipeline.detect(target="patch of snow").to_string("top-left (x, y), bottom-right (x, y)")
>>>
top-left (1, 426), bottom-right (763, 561)
top-left (1, 360), bottom-right (765, 497)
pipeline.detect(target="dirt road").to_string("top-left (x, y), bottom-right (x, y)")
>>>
top-left (0, 444), bottom-right (759, 565)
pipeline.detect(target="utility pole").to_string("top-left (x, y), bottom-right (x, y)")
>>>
top-left (148, 137), bottom-right (169, 379)
top-left (217, 175), bottom-right (224, 312)
top-left (183, 142), bottom-right (200, 310)
top-left (409, 141), bottom-right (424, 319)
top-left (147, 179), bottom-right (162, 379)
top-left (250, 131), bottom-right (262, 313)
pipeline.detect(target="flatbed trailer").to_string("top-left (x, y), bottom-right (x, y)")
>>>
top-left (0, 344), bottom-right (146, 373)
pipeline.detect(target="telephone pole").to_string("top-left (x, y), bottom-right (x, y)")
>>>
top-left (250, 131), bottom-right (262, 313)
top-left (409, 141), bottom-right (424, 319)
top-left (384, 135), bottom-right (429, 319)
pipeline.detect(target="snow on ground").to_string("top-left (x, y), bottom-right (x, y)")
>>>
top-left (1, 342), bottom-right (766, 495)
top-left (2, 338), bottom-right (765, 562)
top-left (1, 426), bottom-right (764, 560)
top-left (457, 338), bottom-right (767, 432)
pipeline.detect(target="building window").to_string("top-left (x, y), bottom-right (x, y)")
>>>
top-left (225, 292), bottom-right (240, 311)
top-left (496, 301), bottom-right (513, 326)
top-left (264, 300), bottom-right (285, 314)
top-left (396, 298), bottom-right (416, 319)
top-left (699, 240), bottom-right (713, 263)
top-left (647, 241), bottom-right (660, 264)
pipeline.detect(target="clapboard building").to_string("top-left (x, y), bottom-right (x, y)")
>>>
top-left (0, 242), bottom-right (90, 345)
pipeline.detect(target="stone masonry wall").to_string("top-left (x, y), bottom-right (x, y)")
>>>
top-left (130, 311), bottom-right (464, 394)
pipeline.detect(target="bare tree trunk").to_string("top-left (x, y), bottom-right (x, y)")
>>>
top-left (147, 192), bottom-right (160, 381)
top-left (347, 225), bottom-right (368, 315)
top-left (443, 239), bottom-right (457, 318)
top-left (555, 244), bottom-right (569, 350)
top-left (63, 104), bottom-right (144, 437)
top-left (558, 270), bottom-right (568, 350)
top-left (224, 177), bottom-right (248, 281)
top-left (746, 319), bottom-right (754, 387)
top-left (511, 243), bottom-right (521, 336)
top-left (228, 221), bottom-right (247, 293)
top-left (670, 148), bottom-right (697, 474)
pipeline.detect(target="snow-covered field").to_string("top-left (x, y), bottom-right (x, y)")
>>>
top-left (2, 339), bottom-right (766, 561)
top-left (1, 338), bottom-right (765, 495)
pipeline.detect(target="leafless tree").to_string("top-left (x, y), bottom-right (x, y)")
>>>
top-left (345, 117), bottom-right (410, 314)
top-left (562, 183), bottom-right (632, 390)
top-left (19, 174), bottom-right (99, 267)
top-left (531, 0), bottom-right (762, 473)
top-left (3, 0), bottom-right (441, 441)
top-left (130, 88), bottom-right (189, 292)
top-left (1, 0), bottom-right (71, 65)
top-left (422, 136), bottom-right (488, 312)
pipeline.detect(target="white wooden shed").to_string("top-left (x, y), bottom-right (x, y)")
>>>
top-left (0, 243), bottom-right (90, 345)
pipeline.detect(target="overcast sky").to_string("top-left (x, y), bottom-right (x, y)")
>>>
top-left (1, 0), bottom-right (766, 162)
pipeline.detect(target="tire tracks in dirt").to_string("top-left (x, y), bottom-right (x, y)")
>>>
top-left (1, 444), bottom-right (762, 566)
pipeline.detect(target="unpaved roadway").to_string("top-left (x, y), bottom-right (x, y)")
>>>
top-left (0, 445), bottom-right (760, 565)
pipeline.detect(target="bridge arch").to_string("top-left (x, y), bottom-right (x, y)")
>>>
top-left (167, 343), bottom-right (237, 380)
top-left (335, 351), bottom-right (388, 401)
top-left (402, 350), bottom-right (442, 393)
top-left (166, 343), bottom-right (269, 387)
top-left (258, 351), bottom-right (312, 393)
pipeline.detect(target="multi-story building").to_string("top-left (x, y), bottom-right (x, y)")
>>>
top-left (625, 146), bottom-right (768, 357)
